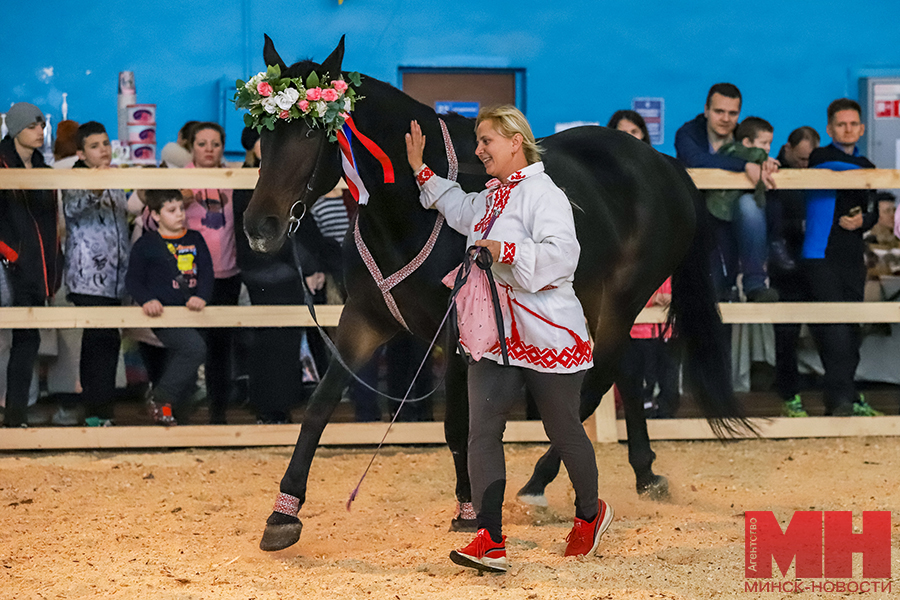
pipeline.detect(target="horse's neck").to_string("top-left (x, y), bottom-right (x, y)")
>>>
top-left (349, 84), bottom-right (445, 251)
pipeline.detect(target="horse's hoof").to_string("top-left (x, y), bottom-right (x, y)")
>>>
top-left (637, 475), bottom-right (670, 502)
top-left (450, 501), bottom-right (478, 532)
top-left (259, 518), bottom-right (303, 551)
top-left (516, 493), bottom-right (548, 507)
top-left (449, 516), bottom-right (478, 532)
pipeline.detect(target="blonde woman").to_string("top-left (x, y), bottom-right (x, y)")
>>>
top-left (406, 106), bottom-right (612, 572)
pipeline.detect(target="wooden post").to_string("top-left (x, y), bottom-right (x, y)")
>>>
top-left (594, 387), bottom-right (618, 443)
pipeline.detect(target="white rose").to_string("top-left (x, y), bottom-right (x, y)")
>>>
top-left (343, 98), bottom-right (351, 112)
top-left (316, 101), bottom-right (327, 117)
top-left (262, 96), bottom-right (278, 114)
top-left (275, 88), bottom-right (299, 110)
top-left (246, 72), bottom-right (266, 89)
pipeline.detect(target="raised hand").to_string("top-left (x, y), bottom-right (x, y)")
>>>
top-left (405, 120), bottom-right (426, 172)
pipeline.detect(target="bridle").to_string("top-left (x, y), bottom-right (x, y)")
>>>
top-left (285, 127), bottom-right (328, 233)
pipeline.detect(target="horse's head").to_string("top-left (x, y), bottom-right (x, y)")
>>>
top-left (244, 35), bottom-right (345, 254)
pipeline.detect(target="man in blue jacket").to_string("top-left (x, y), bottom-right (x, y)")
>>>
top-left (675, 83), bottom-right (779, 301)
top-left (802, 98), bottom-right (881, 417)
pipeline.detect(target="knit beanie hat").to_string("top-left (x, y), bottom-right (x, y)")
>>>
top-left (6, 103), bottom-right (45, 139)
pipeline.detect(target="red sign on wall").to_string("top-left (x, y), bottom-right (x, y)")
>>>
top-left (875, 100), bottom-right (898, 118)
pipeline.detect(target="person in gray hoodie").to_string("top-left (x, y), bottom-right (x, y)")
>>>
top-left (62, 121), bottom-right (129, 426)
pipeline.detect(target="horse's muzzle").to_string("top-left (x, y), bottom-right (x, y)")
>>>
top-left (245, 215), bottom-right (287, 254)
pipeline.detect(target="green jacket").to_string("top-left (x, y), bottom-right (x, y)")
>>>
top-left (705, 142), bottom-right (768, 222)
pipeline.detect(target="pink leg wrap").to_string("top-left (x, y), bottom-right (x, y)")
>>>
top-left (273, 492), bottom-right (300, 516)
top-left (456, 501), bottom-right (476, 520)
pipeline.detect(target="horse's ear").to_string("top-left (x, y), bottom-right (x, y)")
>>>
top-left (319, 35), bottom-right (345, 77)
top-left (263, 34), bottom-right (287, 71)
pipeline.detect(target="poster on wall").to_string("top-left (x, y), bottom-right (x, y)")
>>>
top-left (436, 101), bottom-right (480, 118)
top-left (554, 121), bottom-right (600, 133)
top-left (874, 84), bottom-right (900, 119)
top-left (632, 97), bottom-right (665, 145)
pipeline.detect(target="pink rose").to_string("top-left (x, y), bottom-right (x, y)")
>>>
top-left (332, 80), bottom-right (349, 93)
top-left (321, 88), bottom-right (340, 102)
top-left (257, 81), bottom-right (273, 97)
top-left (297, 100), bottom-right (310, 112)
top-left (305, 87), bottom-right (322, 101)
top-left (279, 109), bottom-right (290, 119)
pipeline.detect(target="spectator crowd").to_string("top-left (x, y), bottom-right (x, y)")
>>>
top-left (0, 82), bottom-right (896, 427)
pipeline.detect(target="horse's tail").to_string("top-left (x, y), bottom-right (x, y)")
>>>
top-left (667, 162), bottom-right (757, 438)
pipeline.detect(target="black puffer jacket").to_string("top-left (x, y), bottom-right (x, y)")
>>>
top-left (0, 136), bottom-right (62, 304)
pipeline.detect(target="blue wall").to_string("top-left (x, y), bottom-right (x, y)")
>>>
top-left (3, 0), bottom-right (900, 157)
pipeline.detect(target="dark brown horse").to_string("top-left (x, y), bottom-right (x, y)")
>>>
top-left (244, 36), bottom-right (748, 552)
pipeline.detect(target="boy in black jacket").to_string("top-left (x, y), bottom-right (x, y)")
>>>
top-left (0, 102), bottom-right (62, 427)
top-left (802, 99), bottom-right (881, 417)
top-left (126, 190), bottom-right (213, 425)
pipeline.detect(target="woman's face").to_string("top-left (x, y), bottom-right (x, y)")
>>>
top-left (475, 120), bottom-right (520, 180)
top-left (616, 119), bottom-right (645, 141)
top-left (192, 128), bottom-right (223, 168)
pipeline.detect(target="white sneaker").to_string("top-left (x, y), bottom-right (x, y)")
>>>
top-left (50, 406), bottom-right (81, 426)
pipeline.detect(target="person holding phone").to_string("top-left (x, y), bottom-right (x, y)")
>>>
top-left (802, 98), bottom-right (881, 417)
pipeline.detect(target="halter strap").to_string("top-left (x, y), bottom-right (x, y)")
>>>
top-left (354, 117), bottom-right (457, 330)
top-left (354, 212), bottom-right (444, 330)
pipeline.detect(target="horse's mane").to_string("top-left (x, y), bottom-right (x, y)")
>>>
top-left (283, 59), bottom-right (317, 78)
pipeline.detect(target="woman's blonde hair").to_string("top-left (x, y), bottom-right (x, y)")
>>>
top-left (475, 105), bottom-right (543, 165)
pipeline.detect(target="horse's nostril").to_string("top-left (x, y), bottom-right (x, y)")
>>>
top-left (259, 216), bottom-right (282, 240)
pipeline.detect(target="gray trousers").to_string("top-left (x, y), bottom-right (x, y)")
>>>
top-left (467, 359), bottom-right (598, 533)
top-left (152, 328), bottom-right (206, 421)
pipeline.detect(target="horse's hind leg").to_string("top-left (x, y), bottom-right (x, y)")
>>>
top-left (260, 303), bottom-right (397, 551)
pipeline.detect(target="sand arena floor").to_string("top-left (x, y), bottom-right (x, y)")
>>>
top-left (1, 437), bottom-right (898, 599)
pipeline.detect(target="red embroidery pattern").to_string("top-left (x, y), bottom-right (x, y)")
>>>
top-left (505, 337), bottom-right (593, 370)
top-left (507, 170), bottom-right (526, 183)
top-left (416, 165), bottom-right (435, 186)
top-left (500, 242), bottom-right (516, 264)
top-left (273, 492), bottom-right (300, 516)
top-left (474, 181), bottom-right (520, 233)
top-left (487, 281), bottom-right (593, 370)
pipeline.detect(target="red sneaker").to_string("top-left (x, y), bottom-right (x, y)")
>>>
top-left (564, 499), bottom-right (614, 557)
top-left (146, 398), bottom-right (176, 426)
top-left (450, 528), bottom-right (508, 573)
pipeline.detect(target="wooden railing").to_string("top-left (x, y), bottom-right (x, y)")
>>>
top-left (2, 167), bottom-right (900, 190)
top-left (1, 168), bottom-right (899, 450)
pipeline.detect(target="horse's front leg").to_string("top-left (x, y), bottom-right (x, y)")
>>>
top-left (260, 302), bottom-right (397, 551)
top-left (443, 349), bottom-right (476, 531)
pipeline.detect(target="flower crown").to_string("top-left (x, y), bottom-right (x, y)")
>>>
top-left (233, 64), bottom-right (361, 141)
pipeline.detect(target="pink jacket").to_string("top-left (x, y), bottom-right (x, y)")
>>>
top-left (184, 162), bottom-right (239, 279)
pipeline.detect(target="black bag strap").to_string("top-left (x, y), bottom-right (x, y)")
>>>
top-left (448, 245), bottom-right (510, 366)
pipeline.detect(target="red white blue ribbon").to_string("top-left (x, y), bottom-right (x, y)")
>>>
top-left (336, 115), bottom-right (395, 205)
top-left (336, 121), bottom-right (369, 204)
